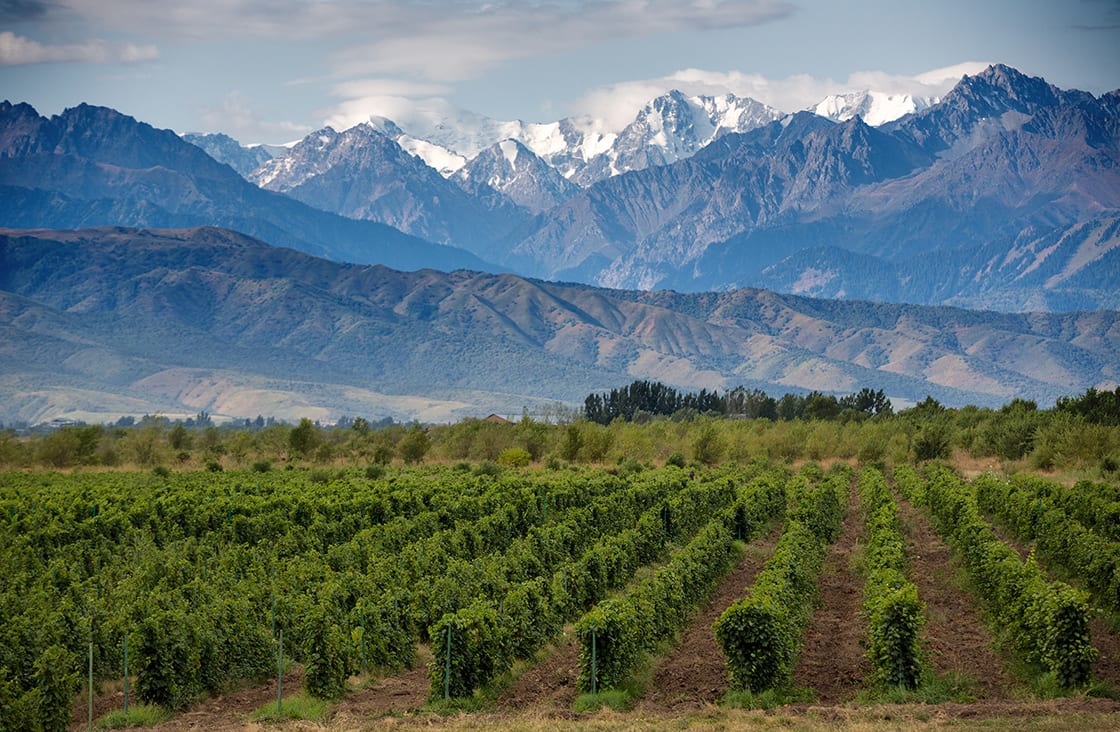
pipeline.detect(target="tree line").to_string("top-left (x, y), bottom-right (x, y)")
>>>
top-left (583, 380), bottom-right (892, 425)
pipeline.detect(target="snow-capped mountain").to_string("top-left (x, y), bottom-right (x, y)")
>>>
top-left (368, 111), bottom-right (613, 183)
top-left (247, 123), bottom-right (526, 256)
top-left (579, 91), bottom-right (784, 184)
top-left (452, 139), bottom-right (581, 214)
top-left (810, 91), bottom-right (939, 126)
top-left (364, 90), bottom-right (781, 186)
top-left (182, 132), bottom-right (279, 176)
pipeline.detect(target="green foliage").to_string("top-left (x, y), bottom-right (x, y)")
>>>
top-left (715, 520), bottom-right (823, 691)
top-left (135, 608), bottom-right (203, 710)
top-left (574, 502), bottom-right (751, 692)
top-left (288, 418), bottom-right (319, 457)
top-left (32, 645), bottom-right (77, 732)
top-left (920, 466), bottom-right (1097, 687)
top-left (301, 606), bottom-right (351, 700)
top-left (859, 467), bottom-right (923, 690)
top-left (715, 467), bottom-right (846, 692)
top-left (428, 602), bottom-right (511, 700)
top-left (497, 447), bottom-right (531, 467)
top-left (1055, 387), bottom-right (1120, 426)
top-left (974, 473), bottom-right (1120, 613)
top-left (397, 426), bottom-right (431, 465)
top-left (691, 421), bottom-right (725, 466)
top-left (912, 421), bottom-right (951, 461)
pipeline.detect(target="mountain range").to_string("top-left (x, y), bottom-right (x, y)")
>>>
top-left (2, 226), bottom-right (1116, 425)
top-left (1, 64), bottom-right (1118, 423)
top-left (0, 101), bottom-right (492, 274)
top-left (185, 65), bottom-right (1120, 311)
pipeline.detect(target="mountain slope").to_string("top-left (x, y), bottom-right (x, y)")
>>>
top-left (0, 101), bottom-right (496, 273)
top-left (507, 66), bottom-right (1120, 303)
top-left (2, 226), bottom-right (1116, 424)
top-left (181, 132), bottom-right (278, 176)
top-left (249, 123), bottom-right (525, 257)
top-left (453, 139), bottom-right (581, 214)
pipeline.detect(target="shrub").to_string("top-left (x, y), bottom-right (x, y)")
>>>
top-left (497, 447), bottom-right (532, 467)
top-left (428, 602), bottom-right (511, 700)
top-left (301, 607), bottom-right (351, 700)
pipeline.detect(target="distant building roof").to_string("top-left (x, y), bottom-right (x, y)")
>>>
top-left (484, 413), bottom-right (510, 424)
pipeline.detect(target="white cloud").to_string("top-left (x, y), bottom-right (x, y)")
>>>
top-left (197, 91), bottom-right (312, 144)
top-left (54, 1), bottom-right (792, 80)
top-left (323, 94), bottom-right (469, 134)
top-left (0, 30), bottom-right (158, 65)
top-left (330, 0), bottom-right (794, 81)
top-left (330, 78), bottom-right (452, 100)
top-left (573, 62), bottom-right (995, 129)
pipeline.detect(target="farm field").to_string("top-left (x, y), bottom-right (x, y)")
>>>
top-left (2, 459), bottom-right (1120, 731)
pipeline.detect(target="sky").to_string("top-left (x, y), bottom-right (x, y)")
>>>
top-left (1, 0), bottom-right (1118, 144)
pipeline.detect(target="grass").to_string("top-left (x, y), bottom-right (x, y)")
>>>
top-left (250, 689), bottom-right (333, 722)
top-left (721, 684), bottom-right (815, 709)
top-left (96, 704), bottom-right (171, 728)
top-left (858, 670), bottom-right (978, 705)
top-left (573, 688), bottom-right (632, 712)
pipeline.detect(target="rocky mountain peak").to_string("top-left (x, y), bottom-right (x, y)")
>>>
top-left (453, 138), bottom-right (579, 214)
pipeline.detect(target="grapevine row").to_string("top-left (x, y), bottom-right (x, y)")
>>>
top-left (857, 466), bottom-right (923, 689)
top-left (713, 464), bottom-right (850, 692)
top-left (428, 464), bottom-right (781, 698)
top-left (894, 465), bottom-right (1097, 687)
top-left (572, 471), bottom-right (788, 692)
top-left (973, 473), bottom-right (1120, 613)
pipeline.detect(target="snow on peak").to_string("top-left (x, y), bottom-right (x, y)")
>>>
top-left (811, 91), bottom-right (939, 126)
top-left (498, 139), bottom-right (520, 167)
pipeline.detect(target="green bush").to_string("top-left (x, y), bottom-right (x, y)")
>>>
top-left (301, 607), bottom-right (351, 700)
top-left (428, 602), bottom-right (511, 700)
top-left (921, 467), bottom-right (1097, 687)
top-left (859, 467), bottom-right (923, 690)
top-left (715, 520), bottom-right (825, 691)
top-left (497, 447), bottom-right (532, 467)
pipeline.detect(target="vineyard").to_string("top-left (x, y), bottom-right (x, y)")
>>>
top-left (2, 458), bottom-right (1120, 730)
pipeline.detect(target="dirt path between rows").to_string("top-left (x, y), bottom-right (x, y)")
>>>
top-left (893, 495), bottom-right (1017, 699)
top-left (332, 663), bottom-right (431, 724)
top-left (497, 627), bottom-right (582, 712)
top-left (636, 525), bottom-right (782, 711)
top-left (150, 669), bottom-right (302, 732)
top-left (792, 477), bottom-right (869, 703)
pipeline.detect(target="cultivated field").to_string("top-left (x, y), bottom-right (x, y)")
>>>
top-left (2, 459), bottom-right (1118, 731)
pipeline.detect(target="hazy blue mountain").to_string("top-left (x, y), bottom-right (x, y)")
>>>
top-left (181, 132), bottom-right (281, 176)
top-left (0, 101), bottom-right (496, 273)
top-left (3, 226), bottom-right (1117, 424)
top-left (453, 139), bottom-right (581, 214)
top-left (505, 65), bottom-right (1120, 309)
top-left (754, 216), bottom-right (1120, 311)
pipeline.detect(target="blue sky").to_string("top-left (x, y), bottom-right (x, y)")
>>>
top-left (2, 0), bottom-right (1118, 143)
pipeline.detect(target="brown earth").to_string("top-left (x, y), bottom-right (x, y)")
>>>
top-left (497, 628), bottom-right (582, 712)
top-left (792, 477), bottom-right (870, 702)
top-left (71, 670), bottom-right (301, 732)
top-left (893, 495), bottom-right (1018, 698)
top-left (332, 663), bottom-right (432, 724)
top-left (636, 525), bottom-right (782, 710)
